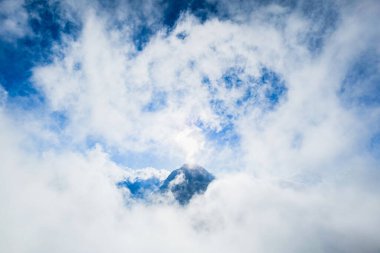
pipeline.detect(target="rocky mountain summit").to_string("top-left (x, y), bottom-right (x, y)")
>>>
top-left (117, 164), bottom-right (215, 205)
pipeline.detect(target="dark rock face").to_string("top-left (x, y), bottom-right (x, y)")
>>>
top-left (160, 164), bottom-right (215, 205)
top-left (117, 164), bottom-right (215, 205)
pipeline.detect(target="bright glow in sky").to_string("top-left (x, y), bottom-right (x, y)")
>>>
top-left (1, 0), bottom-right (380, 252)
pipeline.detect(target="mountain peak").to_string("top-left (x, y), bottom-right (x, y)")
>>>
top-left (160, 164), bottom-right (215, 205)
top-left (118, 165), bottom-right (215, 205)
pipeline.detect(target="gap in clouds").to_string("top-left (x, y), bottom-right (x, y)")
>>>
top-left (0, 0), bottom-right (80, 101)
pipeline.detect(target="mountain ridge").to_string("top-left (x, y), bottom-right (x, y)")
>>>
top-left (117, 164), bottom-right (215, 205)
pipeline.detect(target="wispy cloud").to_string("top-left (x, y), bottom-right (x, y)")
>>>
top-left (0, 0), bottom-right (380, 252)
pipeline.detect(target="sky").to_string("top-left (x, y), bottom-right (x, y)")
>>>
top-left (0, 0), bottom-right (380, 252)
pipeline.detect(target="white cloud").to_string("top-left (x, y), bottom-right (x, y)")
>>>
top-left (1, 0), bottom-right (380, 252)
top-left (32, 1), bottom-right (380, 173)
top-left (0, 116), bottom-right (379, 252)
top-left (32, 9), bottom-right (293, 167)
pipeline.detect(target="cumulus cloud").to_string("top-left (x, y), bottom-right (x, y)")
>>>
top-left (1, 116), bottom-right (379, 252)
top-left (1, 0), bottom-right (380, 252)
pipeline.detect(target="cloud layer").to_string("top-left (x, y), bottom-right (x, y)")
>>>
top-left (1, 0), bottom-right (380, 252)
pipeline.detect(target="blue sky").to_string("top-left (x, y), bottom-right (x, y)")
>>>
top-left (1, 0), bottom-right (380, 252)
